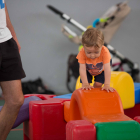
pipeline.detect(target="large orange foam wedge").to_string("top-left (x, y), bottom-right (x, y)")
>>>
top-left (75, 71), bottom-right (135, 109)
top-left (64, 88), bottom-right (132, 124)
top-left (64, 101), bottom-right (71, 122)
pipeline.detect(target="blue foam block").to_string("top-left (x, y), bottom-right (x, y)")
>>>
top-left (54, 93), bottom-right (72, 99)
top-left (134, 83), bottom-right (140, 104)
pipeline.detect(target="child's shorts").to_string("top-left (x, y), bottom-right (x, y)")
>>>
top-left (80, 60), bottom-right (112, 84)
top-left (80, 70), bottom-right (105, 84)
top-left (0, 38), bottom-right (26, 82)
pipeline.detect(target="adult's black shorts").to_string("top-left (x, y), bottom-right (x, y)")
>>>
top-left (0, 38), bottom-right (26, 82)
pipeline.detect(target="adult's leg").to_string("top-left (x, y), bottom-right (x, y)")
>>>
top-left (0, 80), bottom-right (24, 140)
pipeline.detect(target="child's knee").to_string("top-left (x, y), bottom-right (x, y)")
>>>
top-left (94, 82), bottom-right (103, 88)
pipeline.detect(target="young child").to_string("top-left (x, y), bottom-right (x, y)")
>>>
top-left (76, 28), bottom-right (115, 92)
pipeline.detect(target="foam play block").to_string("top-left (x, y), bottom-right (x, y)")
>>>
top-left (66, 120), bottom-right (96, 140)
top-left (134, 83), bottom-right (140, 104)
top-left (24, 94), bottom-right (56, 99)
top-left (95, 121), bottom-right (140, 140)
top-left (64, 101), bottom-right (71, 122)
top-left (23, 95), bottom-right (70, 140)
top-left (24, 133), bottom-right (30, 140)
top-left (134, 116), bottom-right (140, 124)
top-left (124, 103), bottom-right (140, 119)
top-left (110, 72), bottom-right (134, 109)
top-left (64, 88), bottom-right (132, 124)
top-left (75, 71), bottom-right (135, 109)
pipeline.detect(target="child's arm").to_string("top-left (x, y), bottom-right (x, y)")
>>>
top-left (102, 63), bottom-right (115, 92)
top-left (79, 63), bottom-right (94, 90)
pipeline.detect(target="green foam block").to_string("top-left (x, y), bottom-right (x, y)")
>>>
top-left (95, 121), bottom-right (140, 140)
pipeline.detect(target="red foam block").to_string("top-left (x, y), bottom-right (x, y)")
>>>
top-left (23, 95), bottom-right (70, 140)
top-left (66, 120), bottom-right (96, 140)
top-left (124, 103), bottom-right (140, 119)
top-left (24, 94), bottom-right (56, 100)
top-left (23, 133), bottom-right (30, 140)
top-left (134, 116), bottom-right (140, 124)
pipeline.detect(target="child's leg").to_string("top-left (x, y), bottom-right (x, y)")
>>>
top-left (94, 71), bottom-right (104, 88)
top-left (93, 82), bottom-right (103, 88)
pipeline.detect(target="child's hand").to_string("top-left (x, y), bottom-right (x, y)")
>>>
top-left (81, 83), bottom-right (94, 90)
top-left (102, 84), bottom-right (115, 92)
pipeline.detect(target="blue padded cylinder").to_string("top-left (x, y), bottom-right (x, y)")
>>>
top-left (134, 83), bottom-right (140, 104)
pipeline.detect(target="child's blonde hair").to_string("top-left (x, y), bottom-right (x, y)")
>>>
top-left (82, 28), bottom-right (104, 48)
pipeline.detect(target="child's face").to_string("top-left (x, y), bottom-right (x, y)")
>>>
top-left (84, 45), bottom-right (102, 60)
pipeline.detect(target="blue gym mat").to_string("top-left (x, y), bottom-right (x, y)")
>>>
top-left (54, 93), bottom-right (72, 99)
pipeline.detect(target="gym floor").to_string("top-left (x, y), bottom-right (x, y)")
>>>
top-left (0, 98), bottom-right (23, 140)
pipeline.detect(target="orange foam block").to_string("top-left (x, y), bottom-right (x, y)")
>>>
top-left (64, 88), bottom-right (132, 124)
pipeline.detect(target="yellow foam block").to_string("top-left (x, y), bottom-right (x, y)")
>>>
top-left (75, 71), bottom-right (135, 109)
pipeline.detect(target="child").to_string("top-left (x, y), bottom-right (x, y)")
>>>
top-left (76, 28), bottom-right (115, 92)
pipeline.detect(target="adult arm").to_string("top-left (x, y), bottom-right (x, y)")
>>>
top-left (5, 3), bottom-right (21, 52)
